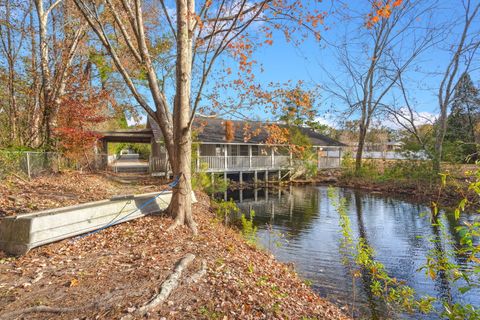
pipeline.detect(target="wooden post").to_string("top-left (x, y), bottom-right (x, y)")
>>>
top-left (224, 171), bottom-right (227, 185)
top-left (271, 148), bottom-right (275, 168)
top-left (278, 170), bottom-right (281, 182)
top-left (265, 170), bottom-right (269, 184)
top-left (26, 152), bottom-right (31, 179)
top-left (211, 172), bottom-right (214, 186)
top-left (224, 145), bottom-right (228, 170)
top-left (248, 145), bottom-right (252, 168)
top-left (149, 154), bottom-right (152, 173)
top-left (289, 150), bottom-right (293, 167)
top-left (196, 146), bottom-right (200, 172)
top-left (254, 170), bottom-right (258, 185)
top-left (317, 147), bottom-right (321, 170)
top-left (240, 171), bottom-right (243, 185)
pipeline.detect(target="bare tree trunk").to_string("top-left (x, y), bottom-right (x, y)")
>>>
top-left (35, 0), bottom-right (54, 148)
top-left (355, 124), bottom-right (367, 172)
top-left (433, 1), bottom-right (480, 173)
top-left (30, 6), bottom-right (42, 148)
top-left (1, 0), bottom-right (19, 145)
top-left (433, 108), bottom-right (448, 172)
top-left (167, 0), bottom-right (197, 234)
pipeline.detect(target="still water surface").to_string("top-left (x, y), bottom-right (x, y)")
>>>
top-left (219, 186), bottom-right (479, 319)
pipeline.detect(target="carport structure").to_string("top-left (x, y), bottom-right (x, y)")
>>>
top-left (95, 125), bottom-right (167, 174)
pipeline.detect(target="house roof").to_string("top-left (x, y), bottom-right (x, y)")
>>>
top-left (147, 116), bottom-right (344, 147)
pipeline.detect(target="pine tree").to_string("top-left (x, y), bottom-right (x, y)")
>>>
top-left (444, 73), bottom-right (480, 162)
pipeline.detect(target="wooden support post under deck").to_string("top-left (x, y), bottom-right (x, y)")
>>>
top-left (254, 170), bottom-right (258, 185)
top-left (211, 172), bottom-right (214, 186)
top-left (265, 170), bottom-right (269, 184)
top-left (278, 170), bottom-right (281, 182)
top-left (224, 171), bottom-right (227, 185)
top-left (240, 171), bottom-right (243, 185)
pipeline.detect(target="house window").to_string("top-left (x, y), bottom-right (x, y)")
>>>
top-left (215, 144), bottom-right (223, 156)
top-left (251, 145), bottom-right (259, 156)
top-left (240, 145), bottom-right (249, 156)
top-left (229, 145), bottom-right (239, 156)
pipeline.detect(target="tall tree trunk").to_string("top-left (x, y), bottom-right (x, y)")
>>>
top-left (433, 106), bottom-right (448, 172)
top-left (433, 1), bottom-right (480, 173)
top-left (167, 0), bottom-right (197, 234)
top-left (35, 0), bottom-right (54, 148)
top-left (355, 123), bottom-right (367, 173)
top-left (2, 0), bottom-right (18, 145)
top-left (30, 6), bottom-right (42, 148)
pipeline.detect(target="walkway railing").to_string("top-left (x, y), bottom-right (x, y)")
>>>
top-left (150, 155), bottom-right (170, 174)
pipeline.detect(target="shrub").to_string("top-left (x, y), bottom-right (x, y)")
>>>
top-left (241, 210), bottom-right (258, 245)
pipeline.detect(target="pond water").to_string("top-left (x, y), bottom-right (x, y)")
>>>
top-left (217, 186), bottom-right (480, 319)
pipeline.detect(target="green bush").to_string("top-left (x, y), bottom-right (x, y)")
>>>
top-left (212, 198), bottom-right (239, 225)
top-left (241, 209), bottom-right (258, 245)
top-left (341, 151), bottom-right (435, 184)
top-left (192, 162), bottom-right (229, 194)
top-left (0, 151), bottom-right (23, 179)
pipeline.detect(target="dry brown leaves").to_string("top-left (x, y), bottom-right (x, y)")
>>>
top-left (0, 177), bottom-right (349, 320)
top-left (0, 171), bottom-right (163, 217)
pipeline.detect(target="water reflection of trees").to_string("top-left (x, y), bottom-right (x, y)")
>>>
top-left (226, 186), bottom-right (320, 240)
top-left (352, 191), bottom-right (383, 319)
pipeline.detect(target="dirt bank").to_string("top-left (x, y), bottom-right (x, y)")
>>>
top-left (316, 169), bottom-right (471, 209)
top-left (0, 175), bottom-right (349, 319)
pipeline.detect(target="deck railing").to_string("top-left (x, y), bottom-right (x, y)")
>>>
top-left (149, 153), bottom-right (342, 173)
top-left (318, 157), bottom-right (341, 169)
top-left (198, 155), bottom-right (291, 171)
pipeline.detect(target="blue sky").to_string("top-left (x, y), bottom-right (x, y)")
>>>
top-left (131, 0), bottom-right (480, 129)
top-left (244, 0), bottom-right (479, 128)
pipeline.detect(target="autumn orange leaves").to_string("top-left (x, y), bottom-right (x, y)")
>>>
top-left (366, 0), bottom-right (403, 28)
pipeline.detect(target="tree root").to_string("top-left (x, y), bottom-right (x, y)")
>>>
top-left (166, 219), bottom-right (182, 233)
top-left (166, 218), bottom-right (198, 236)
top-left (185, 259), bottom-right (207, 284)
top-left (121, 253), bottom-right (196, 320)
top-left (1, 255), bottom-right (207, 320)
top-left (0, 306), bottom-right (78, 319)
top-left (0, 290), bottom-right (119, 320)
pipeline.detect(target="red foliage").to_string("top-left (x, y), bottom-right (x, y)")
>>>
top-left (54, 88), bottom-right (110, 159)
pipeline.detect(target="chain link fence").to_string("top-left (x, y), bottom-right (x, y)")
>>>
top-left (0, 151), bottom-right (112, 179)
top-left (0, 151), bottom-right (65, 179)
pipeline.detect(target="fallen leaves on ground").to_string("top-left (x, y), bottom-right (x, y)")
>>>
top-left (0, 171), bottom-right (164, 217)
top-left (0, 175), bottom-right (349, 319)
